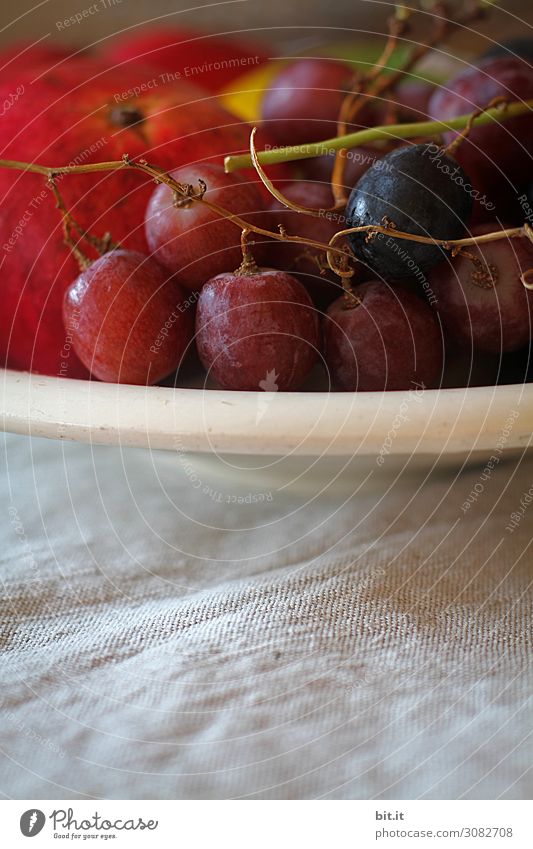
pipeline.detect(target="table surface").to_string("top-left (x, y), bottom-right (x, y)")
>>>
top-left (1, 431), bottom-right (531, 799)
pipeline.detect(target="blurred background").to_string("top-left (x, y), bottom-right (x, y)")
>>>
top-left (1, 0), bottom-right (532, 53)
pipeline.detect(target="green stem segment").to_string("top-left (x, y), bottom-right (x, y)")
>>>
top-left (223, 98), bottom-right (533, 173)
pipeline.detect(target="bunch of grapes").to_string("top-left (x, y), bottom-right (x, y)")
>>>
top-left (59, 31), bottom-right (533, 393)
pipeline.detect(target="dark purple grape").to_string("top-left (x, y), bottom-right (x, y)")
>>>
top-left (324, 281), bottom-right (444, 391)
top-left (346, 143), bottom-right (472, 281)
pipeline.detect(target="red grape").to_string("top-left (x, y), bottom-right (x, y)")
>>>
top-left (389, 82), bottom-right (434, 119)
top-left (261, 58), bottom-right (363, 146)
top-left (324, 282), bottom-right (444, 391)
top-left (429, 57), bottom-right (533, 219)
top-left (296, 84), bottom-right (431, 184)
top-left (372, 82), bottom-right (434, 124)
top-left (63, 250), bottom-right (193, 384)
top-left (265, 181), bottom-right (346, 307)
top-left (145, 163), bottom-right (268, 291)
top-left (429, 225), bottom-right (533, 354)
top-left (297, 144), bottom-right (386, 189)
top-left (195, 266), bottom-right (320, 391)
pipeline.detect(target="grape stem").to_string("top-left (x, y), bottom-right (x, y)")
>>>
top-left (331, 1), bottom-right (412, 206)
top-left (328, 223), bottom-right (530, 251)
top-left (0, 151), bottom-right (532, 288)
top-left (223, 98), bottom-right (533, 172)
top-left (331, 1), bottom-right (487, 206)
top-left (248, 126), bottom-right (324, 217)
top-left (444, 95), bottom-right (509, 156)
top-left (0, 154), bottom-right (350, 260)
top-left (245, 123), bottom-right (533, 280)
top-left (236, 228), bottom-right (260, 275)
top-left (48, 178), bottom-right (92, 271)
top-left (47, 176), bottom-right (118, 270)
top-left (326, 223), bottom-right (533, 292)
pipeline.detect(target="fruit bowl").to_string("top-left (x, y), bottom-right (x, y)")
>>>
top-left (2, 368), bottom-right (532, 491)
top-left (2, 19), bottom-right (533, 495)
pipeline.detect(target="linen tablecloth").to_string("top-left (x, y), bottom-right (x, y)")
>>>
top-left (1, 431), bottom-right (532, 799)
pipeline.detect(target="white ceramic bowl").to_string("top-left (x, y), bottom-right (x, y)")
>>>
top-left (2, 368), bottom-right (532, 492)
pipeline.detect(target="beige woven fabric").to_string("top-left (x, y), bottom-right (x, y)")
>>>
top-left (0, 432), bottom-right (532, 800)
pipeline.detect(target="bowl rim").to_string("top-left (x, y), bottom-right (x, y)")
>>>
top-left (2, 368), bottom-right (532, 457)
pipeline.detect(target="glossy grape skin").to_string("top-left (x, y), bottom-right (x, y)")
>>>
top-left (261, 58), bottom-right (360, 146)
top-left (145, 163), bottom-right (268, 291)
top-left (346, 143), bottom-right (472, 281)
top-left (265, 181), bottom-right (346, 307)
top-left (429, 226), bottom-right (533, 354)
top-left (195, 268), bottom-right (320, 391)
top-left (429, 57), bottom-right (533, 217)
top-left (63, 250), bottom-right (193, 384)
top-left (324, 282), bottom-right (444, 391)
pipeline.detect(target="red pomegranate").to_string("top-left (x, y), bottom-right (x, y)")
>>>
top-left (100, 27), bottom-right (270, 93)
top-left (0, 58), bottom-right (255, 376)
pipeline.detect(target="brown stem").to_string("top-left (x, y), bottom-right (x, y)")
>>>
top-left (328, 223), bottom-right (525, 250)
top-left (48, 175), bottom-right (119, 270)
top-left (521, 268), bottom-right (533, 290)
top-left (366, 8), bottom-right (410, 85)
top-left (330, 149), bottom-right (351, 210)
top-left (1, 152), bottom-right (529, 291)
top-left (343, 287), bottom-right (361, 309)
top-left (249, 127), bottom-right (326, 217)
top-left (121, 155), bottom-right (352, 259)
top-left (236, 228), bottom-right (260, 275)
top-left (0, 154), bottom-right (350, 263)
top-left (331, 5), bottom-right (410, 206)
top-left (48, 178), bottom-right (92, 271)
top-left (328, 1), bottom-right (488, 205)
top-left (445, 96), bottom-right (508, 156)
top-left (325, 222), bottom-right (531, 279)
